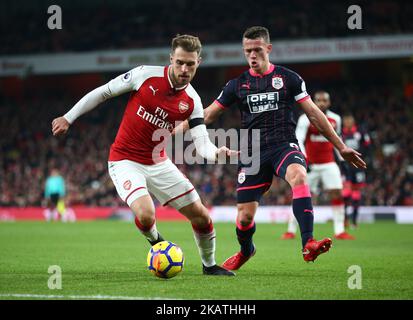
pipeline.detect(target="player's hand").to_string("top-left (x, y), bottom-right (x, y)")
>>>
top-left (339, 146), bottom-right (366, 169)
top-left (215, 146), bottom-right (240, 160)
top-left (52, 117), bottom-right (70, 136)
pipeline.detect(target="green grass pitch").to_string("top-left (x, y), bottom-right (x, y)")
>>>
top-left (0, 220), bottom-right (412, 300)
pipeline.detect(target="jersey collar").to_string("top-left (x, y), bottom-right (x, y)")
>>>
top-left (248, 63), bottom-right (275, 77)
top-left (166, 66), bottom-right (188, 91)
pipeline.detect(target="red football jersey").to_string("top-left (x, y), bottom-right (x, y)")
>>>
top-left (108, 65), bottom-right (203, 164)
top-left (296, 110), bottom-right (341, 164)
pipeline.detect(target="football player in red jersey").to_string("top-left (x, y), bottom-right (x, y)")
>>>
top-left (175, 27), bottom-right (366, 269)
top-left (52, 35), bottom-right (237, 276)
top-left (342, 113), bottom-right (371, 228)
top-left (282, 91), bottom-right (355, 241)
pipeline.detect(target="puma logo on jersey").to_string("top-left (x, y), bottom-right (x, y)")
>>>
top-left (149, 86), bottom-right (159, 96)
top-left (241, 83), bottom-right (250, 89)
top-left (294, 156), bottom-right (304, 163)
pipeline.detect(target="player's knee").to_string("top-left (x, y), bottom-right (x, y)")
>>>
top-left (237, 205), bottom-right (255, 226)
top-left (180, 200), bottom-right (210, 227)
top-left (286, 166), bottom-right (307, 187)
top-left (137, 214), bottom-right (155, 228)
top-left (130, 199), bottom-right (155, 226)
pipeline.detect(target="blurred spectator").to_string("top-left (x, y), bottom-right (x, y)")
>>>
top-left (43, 167), bottom-right (65, 221)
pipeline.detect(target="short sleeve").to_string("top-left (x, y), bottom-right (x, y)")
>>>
top-left (289, 71), bottom-right (309, 103)
top-left (185, 85), bottom-right (204, 121)
top-left (215, 80), bottom-right (238, 109)
top-left (336, 115), bottom-right (342, 136)
top-left (189, 94), bottom-right (204, 121)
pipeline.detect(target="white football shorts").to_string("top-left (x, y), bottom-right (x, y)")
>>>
top-left (108, 158), bottom-right (199, 210)
top-left (307, 162), bottom-right (343, 193)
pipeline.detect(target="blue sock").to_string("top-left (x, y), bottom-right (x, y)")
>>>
top-left (292, 185), bottom-right (314, 248)
top-left (236, 222), bottom-right (256, 256)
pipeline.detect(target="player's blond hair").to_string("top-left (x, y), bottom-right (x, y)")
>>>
top-left (171, 34), bottom-right (202, 56)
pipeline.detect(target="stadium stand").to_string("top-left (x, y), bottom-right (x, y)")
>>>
top-left (1, 0), bottom-right (412, 55)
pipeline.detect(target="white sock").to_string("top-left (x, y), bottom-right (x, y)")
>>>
top-left (141, 225), bottom-right (159, 242)
top-left (332, 205), bottom-right (345, 235)
top-left (193, 228), bottom-right (216, 267)
top-left (287, 214), bottom-right (298, 234)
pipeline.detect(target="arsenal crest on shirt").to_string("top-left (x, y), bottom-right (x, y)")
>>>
top-left (178, 101), bottom-right (189, 113)
top-left (272, 76), bottom-right (284, 90)
top-left (123, 180), bottom-right (132, 190)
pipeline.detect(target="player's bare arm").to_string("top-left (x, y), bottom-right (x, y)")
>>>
top-left (299, 98), bottom-right (366, 169)
top-left (204, 102), bottom-right (225, 125)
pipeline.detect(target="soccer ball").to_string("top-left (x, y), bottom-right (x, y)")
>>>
top-left (147, 241), bottom-right (184, 279)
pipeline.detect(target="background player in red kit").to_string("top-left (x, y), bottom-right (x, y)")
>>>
top-left (175, 26), bottom-right (366, 270)
top-left (282, 91), bottom-right (355, 240)
top-left (342, 113), bottom-right (371, 228)
top-left (51, 35), bottom-right (236, 276)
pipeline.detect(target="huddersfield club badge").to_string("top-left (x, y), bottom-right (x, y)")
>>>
top-left (238, 170), bottom-right (246, 184)
top-left (178, 101), bottom-right (189, 113)
top-left (272, 76), bottom-right (284, 90)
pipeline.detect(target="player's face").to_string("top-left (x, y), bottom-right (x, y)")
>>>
top-left (343, 116), bottom-right (355, 128)
top-left (170, 47), bottom-right (201, 87)
top-left (242, 37), bottom-right (272, 74)
top-left (314, 93), bottom-right (331, 112)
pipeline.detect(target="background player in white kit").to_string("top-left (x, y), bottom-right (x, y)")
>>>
top-left (51, 35), bottom-right (236, 276)
top-left (282, 91), bottom-right (355, 240)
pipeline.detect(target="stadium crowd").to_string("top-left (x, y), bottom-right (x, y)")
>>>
top-left (1, 85), bottom-right (412, 208)
top-left (1, 0), bottom-right (412, 208)
top-left (1, 0), bottom-right (412, 55)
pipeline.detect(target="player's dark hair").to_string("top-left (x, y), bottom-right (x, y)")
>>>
top-left (243, 26), bottom-right (270, 43)
top-left (171, 34), bottom-right (202, 56)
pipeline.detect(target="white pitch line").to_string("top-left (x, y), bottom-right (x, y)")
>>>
top-left (0, 293), bottom-right (180, 300)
